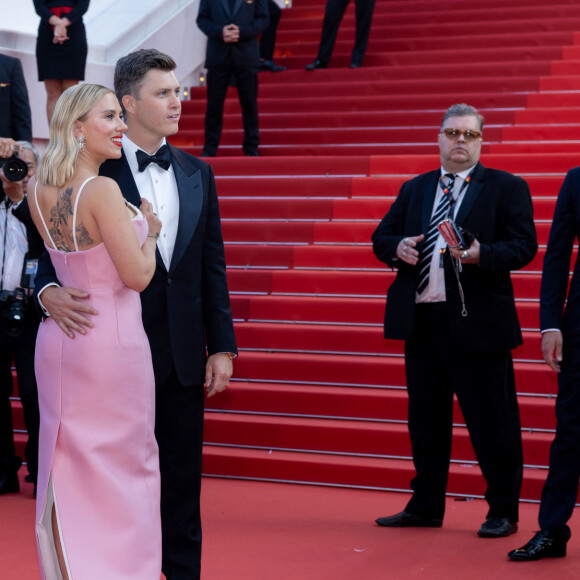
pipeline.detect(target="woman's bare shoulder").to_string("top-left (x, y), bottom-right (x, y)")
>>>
top-left (81, 175), bottom-right (124, 206)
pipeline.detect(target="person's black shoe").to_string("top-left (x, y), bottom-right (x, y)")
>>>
top-left (244, 150), bottom-right (260, 157)
top-left (508, 530), bottom-right (569, 561)
top-left (261, 59), bottom-right (286, 72)
top-left (0, 474), bottom-right (20, 495)
top-left (375, 511), bottom-right (443, 528)
top-left (0, 457), bottom-right (22, 495)
top-left (350, 62), bottom-right (362, 69)
top-left (478, 517), bottom-right (518, 538)
top-left (305, 59), bottom-right (327, 71)
top-left (200, 151), bottom-right (215, 158)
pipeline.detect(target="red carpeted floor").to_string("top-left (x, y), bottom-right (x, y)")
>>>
top-left (4, 473), bottom-right (580, 579)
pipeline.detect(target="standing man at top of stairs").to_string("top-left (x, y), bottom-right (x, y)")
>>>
top-left (197, 0), bottom-right (269, 157)
top-left (305, 0), bottom-right (376, 69)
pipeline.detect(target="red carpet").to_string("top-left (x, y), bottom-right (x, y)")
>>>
top-left (4, 473), bottom-right (580, 579)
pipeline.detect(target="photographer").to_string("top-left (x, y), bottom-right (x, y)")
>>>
top-left (0, 139), bottom-right (43, 495)
top-left (371, 104), bottom-right (537, 538)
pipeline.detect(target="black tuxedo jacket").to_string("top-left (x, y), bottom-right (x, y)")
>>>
top-left (372, 162), bottom-right (537, 351)
top-left (0, 54), bottom-right (32, 141)
top-left (197, 0), bottom-right (269, 69)
top-left (540, 167), bottom-right (580, 336)
top-left (35, 144), bottom-right (237, 386)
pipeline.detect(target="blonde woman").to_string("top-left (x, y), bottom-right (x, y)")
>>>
top-left (29, 83), bottom-right (162, 580)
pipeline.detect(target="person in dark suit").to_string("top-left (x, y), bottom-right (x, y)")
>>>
top-left (508, 168), bottom-right (580, 561)
top-left (0, 140), bottom-right (42, 497)
top-left (197, 0), bottom-right (269, 157)
top-left (260, 0), bottom-right (286, 72)
top-left (35, 49), bottom-right (237, 580)
top-left (0, 54), bottom-right (32, 141)
top-left (305, 0), bottom-right (376, 70)
top-left (371, 103), bottom-right (537, 538)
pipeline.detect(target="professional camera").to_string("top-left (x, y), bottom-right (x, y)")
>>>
top-left (0, 152), bottom-right (28, 182)
top-left (0, 288), bottom-right (28, 336)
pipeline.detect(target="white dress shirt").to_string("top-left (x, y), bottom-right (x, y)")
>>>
top-left (123, 136), bottom-right (180, 270)
top-left (0, 198), bottom-right (28, 291)
top-left (416, 164), bottom-right (476, 303)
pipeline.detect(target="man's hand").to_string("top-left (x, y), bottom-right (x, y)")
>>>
top-left (0, 138), bottom-right (17, 159)
top-left (542, 330), bottom-right (563, 373)
top-left (450, 238), bottom-right (480, 265)
top-left (40, 285), bottom-right (98, 338)
top-left (204, 353), bottom-right (233, 398)
top-left (222, 24), bottom-right (240, 43)
top-left (396, 234), bottom-right (424, 265)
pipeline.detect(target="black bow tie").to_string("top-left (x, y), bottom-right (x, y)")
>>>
top-left (136, 145), bottom-right (170, 172)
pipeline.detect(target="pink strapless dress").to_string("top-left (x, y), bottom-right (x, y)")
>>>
top-left (34, 201), bottom-right (161, 579)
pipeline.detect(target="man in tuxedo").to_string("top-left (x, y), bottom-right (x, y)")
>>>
top-left (197, 0), bottom-right (269, 157)
top-left (371, 104), bottom-right (537, 537)
top-left (0, 53), bottom-right (32, 141)
top-left (509, 168), bottom-right (580, 560)
top-left (305, 0), bottom-right (376, 70)
top-left (36, 49), bottom-right (237, 580)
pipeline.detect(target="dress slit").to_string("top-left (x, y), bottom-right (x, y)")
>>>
top-left (37, 473), bottom-right (71, 580)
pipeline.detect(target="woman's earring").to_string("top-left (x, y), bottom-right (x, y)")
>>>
top-left (75, 135), bottom-right (86, 150)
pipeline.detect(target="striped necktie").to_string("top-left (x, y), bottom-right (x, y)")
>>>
top-left (416, 174), bottom-right (456, 295)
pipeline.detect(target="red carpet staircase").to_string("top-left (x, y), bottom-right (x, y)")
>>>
top-left (13, 0), bottom-right (580, 502)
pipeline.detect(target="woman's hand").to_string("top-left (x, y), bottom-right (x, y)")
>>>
top-left (140, 198), bottom-right (162, 239)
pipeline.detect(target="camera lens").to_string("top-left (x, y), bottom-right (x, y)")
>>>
top-left (1, 155), bottom-right (28, 182)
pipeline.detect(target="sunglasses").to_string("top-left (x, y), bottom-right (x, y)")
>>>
top-left (440, 128), bottom-right (482, 142)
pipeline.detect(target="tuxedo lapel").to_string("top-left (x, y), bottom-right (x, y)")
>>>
top-left (455, 163), bottom-right (485, 226)
top-left (168, 146), bottom-right (203, 273)
top-left (104, 151), bottom-right (141, 207)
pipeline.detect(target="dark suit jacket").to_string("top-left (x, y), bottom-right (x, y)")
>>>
top-left (540, 167), bottom-right (580, 336)
top-left (35, 144), bottom-right (237, 386)
top-left (0, 54), bottom-right (32, 141)
top-left (197, 0), bottom-right (269, 69)
top-left (371, 162), bottom-right (537, 351)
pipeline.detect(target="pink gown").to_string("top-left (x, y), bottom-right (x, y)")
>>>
top-left (33, 177), bottom-right (161, 579)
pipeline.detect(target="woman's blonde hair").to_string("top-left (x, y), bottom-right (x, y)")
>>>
top-left (37, 83), bottom-right (115, 187)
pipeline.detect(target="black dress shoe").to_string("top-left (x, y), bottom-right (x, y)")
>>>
top-left (376, 510), bottom-right (443, 528)
top-left (508, 530), bottom-right (570, 561)
top-left (478, 517), bottom-right (518, 537)
top-left (244, 150), bottom-right (260, 157)
top-left (0, 474), bottom-right (20, 495)
top-left (350, 62), bottom-right (362, 69)
top-left (200, 151), bottom-right (215, 158)
top-left (305, 59), bottom-right (327, 71)
top-left (261, 60), bottom-right (286, 72)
